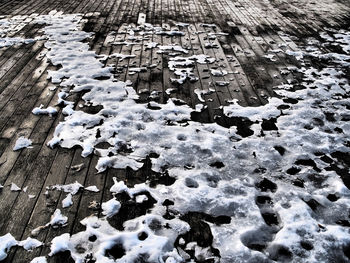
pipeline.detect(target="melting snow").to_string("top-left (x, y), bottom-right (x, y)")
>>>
top-left (85, 185), bottom-right (99, 192)
top-left (0, 37), bottom-right (35, 47)
top-left (32, 104), bottom-right (58, 116)
top-left (0, 234), bottom-right (17, 261)
top-left (101, 198), bottom-right (121, 217)
top-left (47, 209), bottom-right (68, 228)
top-left (62, 193), bottom-right (73, 208)
top-left (51, 181), bottom-right (83, 195)
top-left (0, 11), bottom-right (350, 263)
top-left (10, 183), bottom-right (21, 191)
top-left (30, 256), bottom-right (47, 263)
top-left (13, 137), bottom-right (32, 151)
top-left (0, 234), bottom-right (42, 261)
top-left (18, 237), bottom-right (43, 251)
top-left (34, 14), bottom-right (350, 262)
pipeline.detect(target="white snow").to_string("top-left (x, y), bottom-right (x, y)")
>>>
top-left (48, 215), bottom-right (189, 262)
top-left (0, 37), bottom-right (35, 47)
top-left (135, 194), bottom-right (148, 203)
top-left (109, 53), bottom-right (136, 61)
top-left (157, 45), bottom-right (189, 54)
top-left (30, 256), bottom-right (47, 263)
top-left (18, 237), bottom-right (43, 251)
top-left (10, 183), bottom-right (21, 191)
top-left (35, 17), bottom-right (350, 262)
top-left (49, 233), bottom-right (70, 256)
top-left (0, 235), bottom-right (42, 260)
top-left (13, 137), bottom-right (32, 151)
top-left (1, 12), bottom-right (349, 263)
top-left (224, 97), bottom-right (282, 122)
top-left (46, 209), bottom-right (68, 228)
top-left (145, 41), bottom-right (158, 49)
top-left (101, 198), bottom-right (121, 217)
top-left (109, 177), bottom-right (129, 194)
top-left (0, 233), bottom-right (17, 261)
top-left (37, 15), bottom-right (350, 262)
top-left (85, 185), bottom-right (99, 192)
top-left (62, 193), bottom-right (73, 208)
top-left (32, 104), bottom-right (58, 116)
top-left (51, 181), bottom-right (83, 195)
top-left (210, 69), bottom-right (227, 76)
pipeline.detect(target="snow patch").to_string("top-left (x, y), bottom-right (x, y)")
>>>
top-left (13, 137), bottom-right (32, 151)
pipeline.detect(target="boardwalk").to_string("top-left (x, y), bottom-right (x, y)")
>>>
top-left (0, 0), bottom-right (350, 262)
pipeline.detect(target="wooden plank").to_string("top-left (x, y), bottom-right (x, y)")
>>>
top-left (195, 24), bottom-right (235, 106)
top-left (0, 48), bottom-right (47, 113)
top-left (0, 63), bottom-right (56, 187)
top-left (0, 71), bottom-right (63, 233)
top-left (0, 52), bottom-right (49, 159)
top-left (148, 24), bottom-right (165, 103)
top-left (188, 24), bottom-right (221, 121)
top-left (70, 155), bottom-right (105, 234)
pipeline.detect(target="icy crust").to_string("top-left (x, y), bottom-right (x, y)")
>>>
top-left (0, 11), bottom-right (347, 262)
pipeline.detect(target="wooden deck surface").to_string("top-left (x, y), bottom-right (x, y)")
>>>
top-left (0, 0), bottom-right (349, 262)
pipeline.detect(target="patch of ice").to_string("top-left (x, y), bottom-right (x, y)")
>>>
top-left (200, 23), bottom-right (216, 28)
top-left (168, 55), bottom-right (215, 84)
top-left (175, 22), bottom-right (189, 27)
top-left (204, 42), bottom-right (219, 49)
